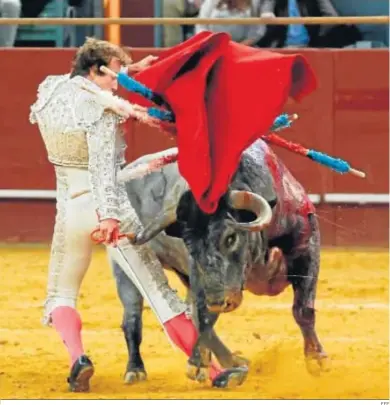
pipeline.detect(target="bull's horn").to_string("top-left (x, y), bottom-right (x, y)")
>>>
top-left (132, 208), bottom-right (177, 245)
top-left (227, 190), bottom-right (273, 232)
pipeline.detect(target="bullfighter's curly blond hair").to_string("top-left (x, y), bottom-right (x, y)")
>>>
top-left (70, 37), bottom-right (132, 78)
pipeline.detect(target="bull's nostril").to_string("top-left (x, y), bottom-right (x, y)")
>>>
top-left (223, 297), bottom-right (240, 312)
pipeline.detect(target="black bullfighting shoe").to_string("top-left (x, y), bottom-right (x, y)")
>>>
top-left (67, 355), bottom-right (94, 392)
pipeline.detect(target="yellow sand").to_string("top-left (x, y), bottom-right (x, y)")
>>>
top-left (0, 245), bottom-right (388, 399)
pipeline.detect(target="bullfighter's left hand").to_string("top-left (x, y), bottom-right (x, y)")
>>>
top-left (130, 55), bottom-right (159, 73)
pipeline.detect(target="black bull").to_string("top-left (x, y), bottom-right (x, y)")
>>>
top-left (111, 140), bottom-right (329, 386)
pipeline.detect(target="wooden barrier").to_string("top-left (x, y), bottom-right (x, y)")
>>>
top-left (0, 48), bottom-right (388, 246)
top-left (0, 16), bottom-right (389, 26)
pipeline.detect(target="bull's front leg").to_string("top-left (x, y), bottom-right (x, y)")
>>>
top-left (184, 284), bottom-right (249, 370)
top-left (188, 268), bottom-right (248, 388)
top-left (112, 261), bottom-right (147, 384)
top-left (207, 329), bottom-right (250, 369)
top-left (186, 283), bottom-right (216, 383)
top-left (290, 214), bottom-right (330, 376)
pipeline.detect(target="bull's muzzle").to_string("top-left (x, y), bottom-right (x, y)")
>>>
top-left (206, 290), bottom-right (243, 313)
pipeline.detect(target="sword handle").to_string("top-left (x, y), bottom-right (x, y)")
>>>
top-left (90, 228), bottom-right (136, 244)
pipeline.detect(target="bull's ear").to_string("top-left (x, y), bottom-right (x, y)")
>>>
top-left (164, 190), bottom-right (189, 239)
top-left (176, 190), bottom-right (210, 234)
top-left (164, 221), bottom-right (184, 239)
top-left (176, 190), bottom-right (195, 224)
top-left (268, 198), bottom-right (277, 209)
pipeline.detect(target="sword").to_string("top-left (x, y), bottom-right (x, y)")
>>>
top-left (107, 243), bottom-right (178, 349)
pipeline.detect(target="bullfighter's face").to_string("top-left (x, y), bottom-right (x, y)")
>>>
top-left (89, 57), bottom-right (121, 92)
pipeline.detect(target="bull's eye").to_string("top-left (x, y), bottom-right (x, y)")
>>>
top-left (224, 233), bottom-right (238, 249)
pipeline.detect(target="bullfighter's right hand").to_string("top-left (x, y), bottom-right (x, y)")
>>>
top-left (99, 218), bottom-right (120, 247)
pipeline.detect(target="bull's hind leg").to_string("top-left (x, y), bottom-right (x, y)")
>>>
top-left (290, 214), bottom-right (330, 376)
top-left (112, 261), bottom-right (147, 384)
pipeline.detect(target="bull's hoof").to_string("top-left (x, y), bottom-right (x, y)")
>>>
top-left (124, 369), bottom-right (147, 384)
top-left (305, 352), bottom-right (331, 376)
top-left (232, 353), bottom-right (250, 368)
top-left (212, 367), bottom-right (248, 389)
top-left (186, 363), bottom-right (208, 383)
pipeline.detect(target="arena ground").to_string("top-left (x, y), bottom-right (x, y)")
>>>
top-left (0, 245), bottom-right (388, 399)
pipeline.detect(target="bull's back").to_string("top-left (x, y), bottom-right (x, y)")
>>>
top-left (124, 150), bottom-right (182, 226)
top-left (243, 140), bottom-right (314, 240)
top-left (124, 153), bottom-right (190, 275)
top-left (244, 140), bottom-right (313, 212)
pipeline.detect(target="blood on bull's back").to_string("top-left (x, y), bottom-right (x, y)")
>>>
top-left (245, 139), bottom-right (314, 242)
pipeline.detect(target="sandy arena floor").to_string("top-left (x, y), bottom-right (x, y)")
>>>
top-left (0, 245), bottom-right (388, 399)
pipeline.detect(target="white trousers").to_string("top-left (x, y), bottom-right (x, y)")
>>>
top-left (43, 166), bottom-right (187, 326)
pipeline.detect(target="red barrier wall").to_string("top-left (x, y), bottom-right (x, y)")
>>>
top-left (0, 48), bottom-right (388, 246)
top-left (120, 0), bottom-right (155, 48)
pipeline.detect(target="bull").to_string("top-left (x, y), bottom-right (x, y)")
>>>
top-left (113, 139), bottom-right (329, 386)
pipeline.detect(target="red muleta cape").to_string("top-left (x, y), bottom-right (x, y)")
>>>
top-left (129, 31), bottom-right (317, 214)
